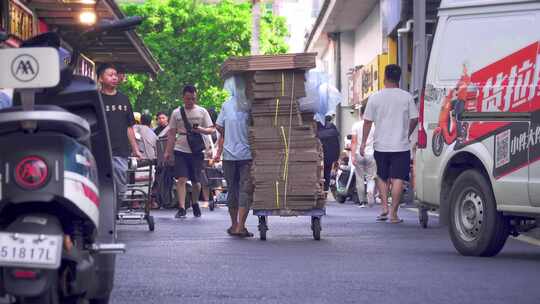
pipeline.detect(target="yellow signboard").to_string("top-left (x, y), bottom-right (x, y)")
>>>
top-left (349, 53), bottom-right (396, 106)
top-left (360, 55), bottom-right (379, 101)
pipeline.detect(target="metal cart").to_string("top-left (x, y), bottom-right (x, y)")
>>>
top-left (117, 158), bottom-right (156, 231)
top-left (206, 165), bottom-right (228, 211)
top-left (253, 208), bottom-right (325, 241)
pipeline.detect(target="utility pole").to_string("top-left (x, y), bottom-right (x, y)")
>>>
top-left (251, 0), bottom-right (261, 55)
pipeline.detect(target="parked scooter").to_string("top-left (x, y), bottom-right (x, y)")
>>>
top-left (0, 17), bottom-right (143, 304)
top-left (330, 138), bottom-right (360, 204)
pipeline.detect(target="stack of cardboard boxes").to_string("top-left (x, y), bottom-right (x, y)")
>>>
top-left (221, 53), bottom-right (325, 211)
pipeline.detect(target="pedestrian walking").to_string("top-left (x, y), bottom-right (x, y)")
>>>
top-left (360, 64), bottom-right (418, 223)
top-left (98, 63), bottom-right (142, 204)
top-left (164, 85), bottom-right (215, 218)
top-left (154, 111), bottom-right (169, 137)
top-left (316, 115), bottom-right (340, 196)
top-left (214, 78), bottom-right (254, 238)
top-left (200, 124), bottom-right (216, 209)
top-left (134, 113), bottom-right (158, 160)
top-left (350, 104), bottom-right (377, 207)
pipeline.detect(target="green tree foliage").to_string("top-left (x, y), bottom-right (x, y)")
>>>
top-left (120, 0), bottom-right (288, 114)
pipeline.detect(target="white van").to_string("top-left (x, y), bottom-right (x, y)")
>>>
top-left (415, 0), bottom-right (540, 256)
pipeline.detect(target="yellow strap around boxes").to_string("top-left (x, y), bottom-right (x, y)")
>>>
top-left (281, 72), bottom-right (285, 96)
top-left (274, 98), bottom-right (280, 127)
top-left (275, 180), bottom-right (280, 209)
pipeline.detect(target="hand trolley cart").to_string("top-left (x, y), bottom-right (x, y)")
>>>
top-left (117, 158), bottom-right (157, 231)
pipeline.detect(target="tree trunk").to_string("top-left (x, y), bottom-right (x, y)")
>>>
top-left (251, 0), bottom-right (261, 55)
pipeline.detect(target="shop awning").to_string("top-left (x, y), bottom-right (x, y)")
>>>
top-left (29, 0), bottom-right (161, 76)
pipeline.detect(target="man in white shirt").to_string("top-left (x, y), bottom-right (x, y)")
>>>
top-left (350, 105), bottom-right (376, 207)
top-left (360, 64), bottom-right (418, 223)
top-left (164, 85), bottom-right (215, 218)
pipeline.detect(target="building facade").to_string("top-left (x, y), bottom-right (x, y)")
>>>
top-left (305, 0), bottom-right (440, 145)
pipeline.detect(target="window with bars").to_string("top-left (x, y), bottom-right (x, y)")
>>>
top-left (0, 1), bottom-right (7, 31)
top-left (8, 0), bottom-right (34, 41)
top-left (75, 54), bottom-right (96, 79)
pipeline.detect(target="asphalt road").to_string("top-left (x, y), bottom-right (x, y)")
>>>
top-left (111, 201), bottom-right (540, 304)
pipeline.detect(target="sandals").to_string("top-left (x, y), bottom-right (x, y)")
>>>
top-left (376, 212), bottom-right (389, 221)
top-left (226, 228), bottom-right (235, 235)
top-left (233, 229), bottom-right (254, 238)
top-left (389, 218), bottom-right (404, 224)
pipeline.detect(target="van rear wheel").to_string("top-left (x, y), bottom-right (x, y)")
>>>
top-left (448, 170), bottom-right (509, 257)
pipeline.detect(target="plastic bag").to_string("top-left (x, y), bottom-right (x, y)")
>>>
top-left (223, 76), bottom-right (249, 112)
top-left (298, 70), bottom-right (343, 124)
top-left (298, 70), bottom-right (327, 113)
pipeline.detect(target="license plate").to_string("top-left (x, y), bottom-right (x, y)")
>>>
top-left (0, 232), bottom-right (62, 269)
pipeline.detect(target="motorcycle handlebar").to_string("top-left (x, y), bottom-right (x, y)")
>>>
top-left (68, 16), bottom-right (143, 72)
top-left (128, 157), bottom-right (157, 169)
top-left (83, 16), bottom-right (143, 36)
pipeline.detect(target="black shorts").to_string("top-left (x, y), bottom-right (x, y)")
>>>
top-left (174, 151), bottom-right (204, 183)
top-left (374, 151), bottom-right (411, 182)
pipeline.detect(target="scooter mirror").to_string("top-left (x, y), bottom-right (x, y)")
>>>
top-left (0, 47), bottom-right (60, 89)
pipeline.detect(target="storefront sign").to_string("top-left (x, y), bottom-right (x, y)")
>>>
top-left (349, 54), bottom-right (393, 106)
top-left (360, 56), bottom-right (379, 101)
top-left (349, 66), bottom-right (362, 106)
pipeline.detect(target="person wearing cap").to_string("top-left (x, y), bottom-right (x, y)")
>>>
top-left (134, 113), bottom-right (158, 160)
top-left (133, 112), bottom-right (141, 125)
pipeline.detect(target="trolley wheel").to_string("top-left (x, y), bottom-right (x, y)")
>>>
top-left (311, 217), bottom-right (321, 241)
top-left (258, 216), bottom-right (268, 241)
top-left (330, 187), bottom-right (337, 200)
top-left (209, 199), bottom-right (215, 211)
top-left (419, 207), bottom-right (428, 229)
top-left (147, 215), bottom-right (155, 232)
top-left (351, 192), bottom-right (361, 205)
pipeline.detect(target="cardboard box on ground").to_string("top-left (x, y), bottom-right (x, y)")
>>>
top-left (221, 53), bottom-right (324, 211)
